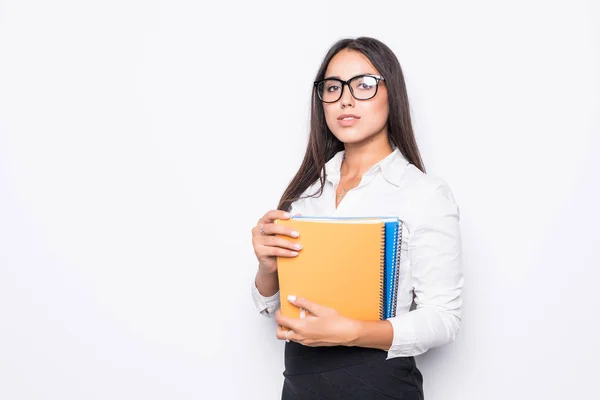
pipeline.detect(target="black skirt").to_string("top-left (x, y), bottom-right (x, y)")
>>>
top-left (282, 341), bottom-right (424, 400)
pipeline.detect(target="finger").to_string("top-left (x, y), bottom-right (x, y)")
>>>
top-left (275, 325), bottom-right (296, 342)
top-left (256, 245), bottom-right (300, 258)
top-left (261, 236), bottom-right (303, 252)
top-left (252, 221), bottom-right (271, 237)
top-left (287, 295), bottom-right (324, 317)
top-left (260, 223), bottom-right (300, 239)
top-left (275, 310), bottom-right (302, 332)
top-left (275, 309), bottom-right (290, 327)
top-left (262, 210), bottom-right (292, 224)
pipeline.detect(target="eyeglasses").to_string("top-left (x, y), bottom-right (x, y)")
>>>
top-left (314, 74), bottom-right (385, 103)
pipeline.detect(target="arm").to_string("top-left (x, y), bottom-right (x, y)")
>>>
top-left (384, 181), bottom-right (463, 358)
top-left (255, 269), bottom-right (279, 297)
top-left (348, 320), bottom-right (394, 351)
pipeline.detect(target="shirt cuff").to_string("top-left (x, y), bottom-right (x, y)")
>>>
top-left (386, 312), bottom-right (418, 359)
top-left (250, 280), bottom-right (281, 317)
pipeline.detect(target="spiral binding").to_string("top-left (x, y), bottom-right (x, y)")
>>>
top-left (384, 221), bottom-right (400, 319)
top-left (385, 222), bottom-right (398, 319)
top-left (391, 222), bottom-right (403, 318)
top-left (379, 224), bottom-right (386, 320)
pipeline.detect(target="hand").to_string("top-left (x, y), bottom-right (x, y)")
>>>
top-left (252, 210), bottom-right (302, 275)
top-left (275, 296), bottom-right (360, 347)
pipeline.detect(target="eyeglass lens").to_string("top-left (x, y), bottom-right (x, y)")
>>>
top-left (316, 75), bottom-right (380, 102)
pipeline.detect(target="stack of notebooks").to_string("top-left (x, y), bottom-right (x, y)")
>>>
top-left (275, 216), bottom-right (403, 322)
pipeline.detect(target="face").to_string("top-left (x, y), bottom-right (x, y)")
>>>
top-left (321, 49), bottom-right (389, 145)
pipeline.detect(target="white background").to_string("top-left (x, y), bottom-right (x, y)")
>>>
top-left (1, 0), bottom-right (599, 399)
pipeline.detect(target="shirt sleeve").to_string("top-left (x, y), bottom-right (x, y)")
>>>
top-left (386, 180), bottom-right (464, 359)
top-left (250, 279), bottom-right (281, 318)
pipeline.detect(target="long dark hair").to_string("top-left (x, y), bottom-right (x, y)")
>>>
top-left (277, 37), bottom-right (425, 211)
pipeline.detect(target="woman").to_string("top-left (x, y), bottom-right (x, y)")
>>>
top-left (250, 37), bottom-right (463, 399)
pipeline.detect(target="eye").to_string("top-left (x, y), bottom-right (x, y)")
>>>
top-left (357, 82), bottom-right (374, 90)
top-left (326, 84), bottom-right (341, 92)
top-left (355, 76), bottom-right (378, 90)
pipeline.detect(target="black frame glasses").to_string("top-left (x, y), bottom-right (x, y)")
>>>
top-left (313, 74), bottom-right (386, 103)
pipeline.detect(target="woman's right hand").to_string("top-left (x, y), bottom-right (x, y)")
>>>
top-left (252, 210), bottom-right (302, 275)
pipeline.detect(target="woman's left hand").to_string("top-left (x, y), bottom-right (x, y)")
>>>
top-left (275, 296), bottom-right (360, 347)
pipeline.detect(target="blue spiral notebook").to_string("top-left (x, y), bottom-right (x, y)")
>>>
top-left (382, 217), bottom-right (402, 319)
top-left (292, 216), bottom-right (403, 320)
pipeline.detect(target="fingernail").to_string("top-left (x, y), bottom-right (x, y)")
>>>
top-left (294, 243), bottom-right (302, 250)
top-left (300, 309), bottom-right (306, 319)
top-left (287, 295), bottom-right (296, 303)
top-left (291, 231), bottom-right (300, 238)
top-left (283, 212), bottom-right (291, 219)
top-left (290, 251), bottom-right (298, 256)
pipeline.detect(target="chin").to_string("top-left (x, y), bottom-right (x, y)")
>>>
top-left (331, 129), bottom-right (372, 144)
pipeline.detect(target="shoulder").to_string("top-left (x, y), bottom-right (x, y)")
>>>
top-left (403, 165), bottom-right (456, 200)
top-left (384, 151), bottom-right (456, 206)
top-left (400, 164), bottom-right (460, 223)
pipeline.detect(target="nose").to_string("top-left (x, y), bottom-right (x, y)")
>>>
top-left (339, 83), bottom-right (354, 108)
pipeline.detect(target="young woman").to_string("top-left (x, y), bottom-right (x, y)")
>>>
top-left (250, 37), bottom-right (463, 400)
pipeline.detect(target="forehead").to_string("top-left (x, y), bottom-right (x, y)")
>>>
top-left (324, 49), bottom-right (380, 80)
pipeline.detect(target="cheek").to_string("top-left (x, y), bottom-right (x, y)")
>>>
top-left (323, 104), bottom-right (338, 125)
top-left (323, 104), bottom-right (335, 117)
top-left (365, 98), bottom-right (389, 126)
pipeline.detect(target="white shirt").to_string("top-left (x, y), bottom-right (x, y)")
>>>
top-left (251, 148), bottom-right (463, 359)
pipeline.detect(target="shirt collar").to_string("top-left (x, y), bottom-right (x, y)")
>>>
top-left (323, 147), bottom-right (410, 187)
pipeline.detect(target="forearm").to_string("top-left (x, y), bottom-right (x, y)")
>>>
top-left (254, 268), bottom-right (279, 297)
top-left (348, 319), bottom-right (393, 351)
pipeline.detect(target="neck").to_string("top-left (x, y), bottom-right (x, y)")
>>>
top-left (341, 131), bottom-right (394, 178)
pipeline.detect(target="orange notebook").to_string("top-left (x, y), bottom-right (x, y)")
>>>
top-left (275, 218), bottom-right (385, 322)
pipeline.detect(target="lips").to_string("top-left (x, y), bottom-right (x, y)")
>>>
top-left (337, 114), bottom-right (361, 127)
top-left (337, 114), bottom-right (361, 121)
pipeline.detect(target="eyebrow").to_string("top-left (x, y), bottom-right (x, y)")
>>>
top-left (324, 73), bottom-right (378, 80)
